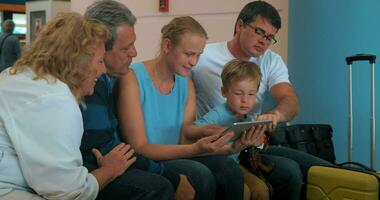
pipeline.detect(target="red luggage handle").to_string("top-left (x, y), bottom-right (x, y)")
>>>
top-left (346, 54), bottom-right (376, 65)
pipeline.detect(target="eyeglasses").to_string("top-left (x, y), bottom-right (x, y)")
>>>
top-left (244, 23), bottom-right (277, 45)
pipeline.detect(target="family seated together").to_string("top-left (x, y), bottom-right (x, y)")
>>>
top-left (0, 0), bottom-right (332, 200)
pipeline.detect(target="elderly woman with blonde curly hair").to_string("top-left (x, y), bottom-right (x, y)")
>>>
top-left (0, 12), bottom-right (136, 200)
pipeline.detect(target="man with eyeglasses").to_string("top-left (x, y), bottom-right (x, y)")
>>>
top-left (191, 1), bottom-right (331, 200)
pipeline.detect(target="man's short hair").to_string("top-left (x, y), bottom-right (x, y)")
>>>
top-left (234, 1), bottom-right (281, 35)
top-left (2, 19), bottom-right (15, 33)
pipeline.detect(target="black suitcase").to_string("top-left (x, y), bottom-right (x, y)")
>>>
top-left (268, 124), bottom-right (336, 163)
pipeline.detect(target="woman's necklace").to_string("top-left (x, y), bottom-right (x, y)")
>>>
top-left (153, 65), bottom-right (174, 93)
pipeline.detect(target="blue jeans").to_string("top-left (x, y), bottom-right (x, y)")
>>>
top-left (162, 155), bottom-right (244, 200)
top-left (161, 159), bottom-right (216, 200)
top-left (191, 156), bottom-right (244, 200)
top-left (84, 161), bottom-right (174, 200)
top-left (263, 146), bottom-right (333, 200)
top-left (98, 168), bottom-right (174, 200)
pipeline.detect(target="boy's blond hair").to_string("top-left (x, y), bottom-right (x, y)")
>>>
top-left (221, 59), bottom-right (262, 89)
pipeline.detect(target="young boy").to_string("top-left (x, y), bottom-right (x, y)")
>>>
top-left (195, 59), bottom-right (262, 127)
top-left (194, 59), bottom-right (273, 200)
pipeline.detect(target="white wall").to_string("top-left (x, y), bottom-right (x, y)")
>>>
top-left (26, 0), bottom-right (71, 43)
top-left (71, 0), bottom-right (288, 63)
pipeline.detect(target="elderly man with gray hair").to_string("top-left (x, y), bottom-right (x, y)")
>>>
top-left (0, 19), bottom-right (21, 72)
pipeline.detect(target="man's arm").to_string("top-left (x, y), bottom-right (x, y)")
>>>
top-left (269, 82), bottom-right (300, 122)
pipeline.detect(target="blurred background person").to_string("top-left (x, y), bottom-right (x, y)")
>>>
top-left (0, 19), bottom-right (21, 72)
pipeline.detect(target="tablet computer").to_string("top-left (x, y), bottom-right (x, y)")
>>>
top-left (222, 120), bottom-right (272, 141)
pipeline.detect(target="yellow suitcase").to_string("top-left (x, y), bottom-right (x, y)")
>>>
top-left (307, 165), bottom-right (380, 200)
top-left (306, 55), bottom-right (378, 200)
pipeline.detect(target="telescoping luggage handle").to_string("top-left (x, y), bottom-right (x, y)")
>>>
top-left (346, 54), bottom-right (376, 65)
top-left (345, 54), bottom-right (376, 169)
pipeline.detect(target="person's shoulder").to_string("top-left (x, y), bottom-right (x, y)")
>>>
top-left (9, 34), bottom-right (19, 40)
top-left (131, 62), bottom-right (144, 69)
top-left (197, 103), bottom-right (233, 126)
top-left (207, 104), bottom-right (230, 119)
top-left (85, 74), bottom-right (108, 102)
top-left (204, 41), bottom-right (227, 52)
top-left (195, 107), bottom-right (220, 126)
top-left (130, 62), bottom-right (149, 80)
top-left (205, 41), bottom-right (223, 48)
top-left (212, 103), bottom-right (227, 112)
top-left (176, 74), bottom-right (188, 82)
top-left (0, 69), bottom-right (74, 114)
top-left (4, 34), bottom-right (20, 43)
top-left (91, 73), bottom-right (107, 85)
top-left (261, 49), bottom-right (283, 61)
top-left (197, 41), bottom-right (228, 66)
top-left (130, 62), bottom-right (147, 75)
top-left (253, 49), bottom-right (285, 69)
top-left (90, 73), bottom-right (108, 92)
top-left (5, 69), bottom-right (67, 93)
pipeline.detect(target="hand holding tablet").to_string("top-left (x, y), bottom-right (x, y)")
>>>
top-left (222, 120), bottom-right (272, 141)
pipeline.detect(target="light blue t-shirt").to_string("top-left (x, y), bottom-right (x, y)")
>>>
top-left (194, 103), bottom-right (249, 162)
top-left (194, 103), bottom-right (243, 128)
top-left (131, 62), bottom-right (188, 145)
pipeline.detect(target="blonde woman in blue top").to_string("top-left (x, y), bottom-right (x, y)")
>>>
top-left (118, 16), bottom-right (266, 200)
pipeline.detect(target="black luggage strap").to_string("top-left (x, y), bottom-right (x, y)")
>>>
top-left (337, 161), bottom-right (376, 173)
top-left (0, 33), bottom-right (12, 55)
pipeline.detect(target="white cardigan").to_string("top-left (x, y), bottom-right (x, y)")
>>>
top-left (0, 68), bottom-right (98, 199)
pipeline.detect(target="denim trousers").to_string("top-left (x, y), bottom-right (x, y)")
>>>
top-left (262, 146), bottom-right (332, 200)
top-left (84, 160), bottom-right (175, 200)
top-left (162, 155), bottom-right (244, 200)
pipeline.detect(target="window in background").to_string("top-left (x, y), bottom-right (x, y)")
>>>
top-left (12, 13), bottom-right (26, 35)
